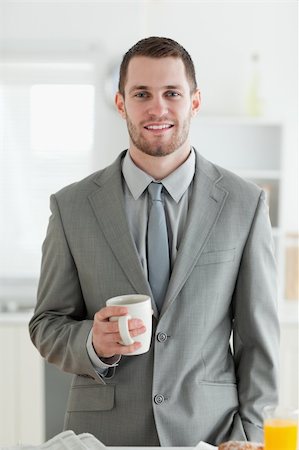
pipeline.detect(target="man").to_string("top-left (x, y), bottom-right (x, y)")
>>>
top-left (29, 37), bottom-right (279, 447)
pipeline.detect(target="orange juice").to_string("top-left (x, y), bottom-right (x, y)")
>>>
top-left (264, 418), bottom-right (298, 450)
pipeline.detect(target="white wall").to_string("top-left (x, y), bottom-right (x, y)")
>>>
top-left (0, 0), bottom-right (298, 231)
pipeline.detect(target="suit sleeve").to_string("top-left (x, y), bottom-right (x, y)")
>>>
top-left (29, 194), bottom-right (106, 383)
top-left (232, 190), bottom-right (280, 440)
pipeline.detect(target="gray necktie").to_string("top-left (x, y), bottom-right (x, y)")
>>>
top-left (147, 182), bottom-right (170, 312)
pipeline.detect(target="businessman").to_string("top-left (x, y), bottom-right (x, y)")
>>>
top-left (29, 36), bottom-right (279, 447)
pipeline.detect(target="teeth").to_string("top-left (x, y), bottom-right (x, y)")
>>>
top-left (146, 124), bottom-right (172, 130)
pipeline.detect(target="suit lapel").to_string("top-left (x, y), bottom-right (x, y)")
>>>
top-left (87, 151), bottom-right (228, 319)
top-left (160, 152), bottom-right (229, 316)
top-left (88, 155), bottom-right (155, 313)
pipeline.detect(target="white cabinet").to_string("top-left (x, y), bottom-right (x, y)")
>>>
top-left (0, 314), bottom-right (45, 447)
top-left (191, 117), bottom-right (282, 225)
top-left (191, 116), bottom-right (297, 321)
top-left (279, 322), bottom-right (299, 408)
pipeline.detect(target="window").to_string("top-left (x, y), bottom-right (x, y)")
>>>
top-left (30, 84), bottom-right (94, 154)
top-left (0, 61), bottom-right (95, 278)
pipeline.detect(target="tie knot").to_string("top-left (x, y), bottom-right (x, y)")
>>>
top-left (148, 182), bottom-right (163, 202)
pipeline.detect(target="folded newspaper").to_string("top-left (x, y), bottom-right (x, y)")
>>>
top-left (1, 430), bottom-right (218, 449)
top-left (1, 430), bottom-right (105, 450)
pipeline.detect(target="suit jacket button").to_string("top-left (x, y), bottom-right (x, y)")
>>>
top-left (154, 394), bottom-right (165, 405)
top-left (157, 332), bottom-right (168, 343)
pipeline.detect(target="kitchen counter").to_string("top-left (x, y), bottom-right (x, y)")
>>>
top-left (1, 447), bottom-right (195, 450)
top-left (0, 311), bottom-right (34, 324)
top-left (106, 448), bottom-right (193, 450)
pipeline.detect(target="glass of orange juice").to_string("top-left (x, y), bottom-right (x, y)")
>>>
top-left (264, 405), bottom-right (298, 450)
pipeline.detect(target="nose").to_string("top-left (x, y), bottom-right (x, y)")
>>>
top-left (147, 95), bottom-right (168, 117)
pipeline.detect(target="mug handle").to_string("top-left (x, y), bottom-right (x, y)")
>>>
top-left (118, 314), bottom-right (134, 345)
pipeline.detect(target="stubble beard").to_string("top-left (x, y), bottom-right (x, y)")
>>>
top-left (125, 112), bottom-right (192, 157)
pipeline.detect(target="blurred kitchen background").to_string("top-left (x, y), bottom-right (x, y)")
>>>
top-left (0, 0), bottom-right (298, 446)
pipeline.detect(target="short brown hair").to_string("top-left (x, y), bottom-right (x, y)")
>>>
top-left (118, 36), bottom-right (197, 96)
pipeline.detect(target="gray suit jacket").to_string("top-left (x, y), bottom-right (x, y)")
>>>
top-left (29, 150), bottom-right (279, 447)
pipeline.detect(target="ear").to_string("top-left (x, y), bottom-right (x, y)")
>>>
top-left (115, 92), bottom-right (126, 119)
top-left (191, 89), bottom-right (201, 117)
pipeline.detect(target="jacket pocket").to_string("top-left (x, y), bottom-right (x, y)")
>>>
top-left (196, 248), bottom-right (235, 266)
top-left (197, 380), bottom-right (237, 387)
top-left (67, 384), bottom-right (115, 412)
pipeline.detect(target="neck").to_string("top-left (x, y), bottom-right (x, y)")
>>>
top-left (129, 144), bottom-right (191, 180)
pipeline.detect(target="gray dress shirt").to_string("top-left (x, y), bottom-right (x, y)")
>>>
top-left (87, 148), bottom-right (195, 372)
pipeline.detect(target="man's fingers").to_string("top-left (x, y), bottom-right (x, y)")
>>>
top-left (92, 306), bottom-right (145, 358)
top-left (94, 307), bottom-right (144, 330)
top-left (100, 318), bottom-right (144, 334)
top-left (94, 306), bottom-right (128, 321)
top-left (129, 324), bottom-right (146, 336)
top-left (128, 319), bottom-right (144, 331)
top-left (105, 326), bottom-right (146, 343)
top-left (101, 320), bottom-right (121, 334)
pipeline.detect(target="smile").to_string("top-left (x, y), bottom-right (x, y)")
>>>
top-left (144, 124), bottom-right (174, 130)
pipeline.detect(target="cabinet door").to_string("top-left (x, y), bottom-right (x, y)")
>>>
top-left (0, 321), bottom-right (44, 446)
top-left (279, 323), bottom-right (299, 408)
top-left (0, 325), bottom-right (17, 445)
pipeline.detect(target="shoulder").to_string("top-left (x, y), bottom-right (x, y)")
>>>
top-left (194, 149), bottom-right (262, 202)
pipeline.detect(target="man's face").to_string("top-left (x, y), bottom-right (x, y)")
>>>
top-left (115, 56), bottom-right (200, 158)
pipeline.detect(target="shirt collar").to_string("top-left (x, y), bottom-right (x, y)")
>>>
top-left (122, 148), bottom-right (195, 203)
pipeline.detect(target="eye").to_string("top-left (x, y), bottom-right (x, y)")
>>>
top-left (134, 92), bottom-right (149, 98)
top-left (165, 91), bottom-right (180, 97)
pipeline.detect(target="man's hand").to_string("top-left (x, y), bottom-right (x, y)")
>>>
top-left (92, 306), bottom-right (146, 358)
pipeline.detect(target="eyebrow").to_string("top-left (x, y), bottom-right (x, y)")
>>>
top-left (128, 85), bottom-right (184, 94)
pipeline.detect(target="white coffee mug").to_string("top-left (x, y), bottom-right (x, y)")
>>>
top-left (106, 294), bottom-right (152, 356)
